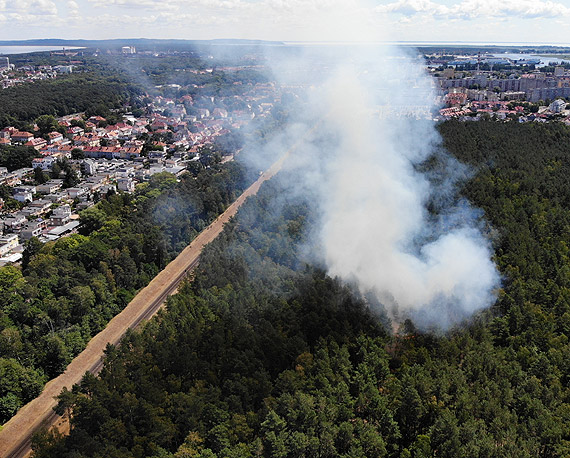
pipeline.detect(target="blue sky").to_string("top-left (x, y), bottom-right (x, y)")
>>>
top-left (1, 0), bottom-right (570, 44)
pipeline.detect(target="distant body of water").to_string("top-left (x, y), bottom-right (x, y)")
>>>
top-left (492, 52), bottom-right (570, 67)
top-left (0, 46), bottom-right (84, 55)
top-left (283, 41), bottom-right (570, 49)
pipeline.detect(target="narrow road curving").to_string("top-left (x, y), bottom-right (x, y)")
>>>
top-left (0, 125), bottom-right (318, 458)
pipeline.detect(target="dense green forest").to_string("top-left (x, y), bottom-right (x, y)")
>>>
top-left (31, 120), bottom-right (570, 458)
top-left (0, 161), bottom-right (248, 423)
top-left (0, 56), bottom-right (269, 129)
top-left (0, 74), bottom-right (142, 129)
top-left (105, 54), bottom-right (269, 88)
top-left (0, 144), bottom-right (39, 171)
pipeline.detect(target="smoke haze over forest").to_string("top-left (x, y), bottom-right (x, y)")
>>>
top-left (240, 43), bottom-right (500, 331)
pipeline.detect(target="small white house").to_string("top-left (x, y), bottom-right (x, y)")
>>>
top-left (13, 192), bottom-right (33, 203)
top-left (549, 99), bottom-right (567, 113)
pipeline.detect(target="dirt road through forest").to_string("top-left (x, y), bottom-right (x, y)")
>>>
top-left (0, 124), bottom-right (317, 458)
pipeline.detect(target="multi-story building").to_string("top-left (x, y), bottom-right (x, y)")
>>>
top-left (50, 204), bottom-right (72, 226)
top-left (528, 87), bottom-right (570, 102)
top-left (11, 131), bottom-right (34, 143)
top-left (0, 234), bottom-right (18, 256)
top-left (117, 177), bottom-right (135, 193)
top-left (20, 221), bottom-right (45, 240)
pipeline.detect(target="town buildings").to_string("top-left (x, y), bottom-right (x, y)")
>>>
top-left (0, 78), bottom-right (280, 264)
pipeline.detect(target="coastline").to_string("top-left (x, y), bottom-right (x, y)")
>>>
top-left (0, 46), bottom-right (84, 55)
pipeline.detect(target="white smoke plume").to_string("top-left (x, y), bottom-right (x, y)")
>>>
top-left (244, 43), bottom-right (501, 331)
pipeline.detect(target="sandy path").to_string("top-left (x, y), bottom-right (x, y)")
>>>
top-left (0, 126), bottom-right (313, 458)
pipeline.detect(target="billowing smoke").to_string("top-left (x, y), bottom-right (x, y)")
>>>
top-left (242, 43), bottom-right (500, 331)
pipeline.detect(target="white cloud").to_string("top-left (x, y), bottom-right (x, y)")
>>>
top-left (30, 0), bottom-right (57, 15)
top-left (88, 0), bottom-right (219, 9)
top-left (0, 0), bottom-right (569, 42)
top-left (376, 0), bottom-right (570, 19)
top-left (496, 0), bottom-right (569, 18)
top-left (66, 0), bottom-right (79, 18)
top-left (86, 0), bottom-right (359, 15)
top-left (79, 0), bottom-right (379, 40)
top-left (3, 0), bottom-right (57, 16)
top-left (376, 0), bottom-right (444, 16)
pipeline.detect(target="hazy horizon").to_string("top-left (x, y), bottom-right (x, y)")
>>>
top-left (2, 38), bottom-right (570, 47)
top-left (2, 0), bottom-right (570, 45)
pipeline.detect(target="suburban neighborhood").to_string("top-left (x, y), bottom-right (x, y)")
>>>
top-left (0, 67), bottom-right (281, 264)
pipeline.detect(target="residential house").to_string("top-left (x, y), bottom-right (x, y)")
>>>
top-left (47, 131), bottom-right (64, 144)
top-left (100, 184), bottom-right (117, 195)
top-left (40, 144), bottom-right (75, 158)
top-left (66, 187), bottom-right (87, 199)
top-left (150, 120), bottom-right (168, 131)
top-left (75, 200), bottom-right (94, 211)
top-left (81, 159), bottom-right (97, 176)
top-left (131, 125), bottom-right (149, 135)
top-left (116, 166), bottom-right (135, 177)
top-left (32, 156), bottom-right (57, 171)
top-left (13, 192), bottom-right (32, 203)
top-left (114, 147), bottom-right (141, 160)
top-left (151, 141), bottom-right (167, 152)
top-left (83, 146), bottom-right (116, 159)
top-left (46, 220), bottom-right (80, 239)
top-left (171, 150), bottom-right (187, 161)
top-left (13, 185), bottom-right (36, 195)
top-left (84, 176), bottom-right (106, 193)
top-left (2, 213), bottom-right (27, 232)
top-left (20, 206), bottom-right (44, 218)
top-left (134, 168), bottom-right (150, 181)
top-left (116, 177), bottom-right (135, 192)
top-left (172, 122), bottom-right (188, 133)
top-left (549, 99), bottom-right (567, 113)
top-left (165, 158), bottom-right (181, 167)
top-left (148, 150), bottom-right (166, 163)
top-left (0, 234), bottom-right (19, 256)
top-left (20, 221), bottom-right (45, 240)
top-left (44, 192), bottom-right (67, 203)
top-left (67, 126), bottom-right (84, 136)
top-left (149, 165), bottom-right (166, 176)
top-left (87, 116), bottom-right (107, 126)
top-left (173, 129), bottom-right (189, 142)
top-left (25, 137), bottom-right (48, 151)
top-left (54, 65), bottom-right (73, 74)
top-left (28, 199), bottom-right (52, 214)
top-left (164, 166), bottom-right (186, 176)
top-left (73, 135), bottom-right (100, 147)
top-left (0, 171), bottom-right (21, 187)
top-left (50, 204), bottom-right (71, 226)
top-left (36, 180), bottom-right (63, 194)
top-left (0, 127), bottom-right (13, 139)
top-left (11, 131), bottom-right (34, 143)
